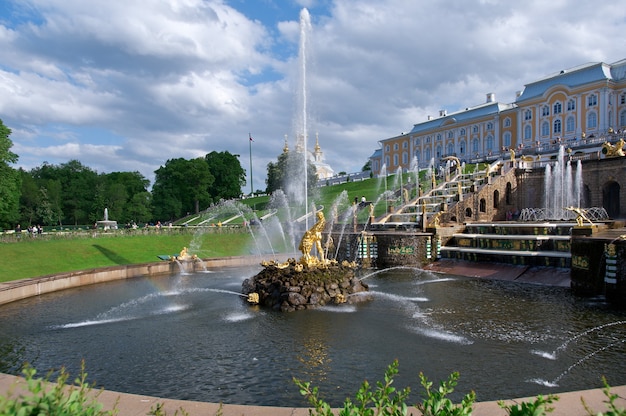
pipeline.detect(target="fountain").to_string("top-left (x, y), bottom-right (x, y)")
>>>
top-left (542, 146), bottom-right (581, 220)
top-left (241, 210), bottom-right (367, 312)
top-left (95, 207), bottom-right (118, 230)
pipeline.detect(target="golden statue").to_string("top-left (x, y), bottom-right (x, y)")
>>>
top-left (566, 206), bottom-right (593, 227)
top-left (602, 138), bottom-right (625, 157)
top-left (429, 211), bottom-right (443, 228)
top-left (298, 211), bottom-right (327, 267)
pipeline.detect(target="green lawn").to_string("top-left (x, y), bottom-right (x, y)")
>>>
top-left (0, 231), bottom-right (253, 282)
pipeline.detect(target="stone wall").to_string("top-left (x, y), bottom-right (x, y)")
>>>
top-left (0, 255), bottom-right (269, 306)
top-left (514, 156), bottom-right (626, 218)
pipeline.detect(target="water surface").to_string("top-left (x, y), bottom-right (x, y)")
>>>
top-left (1, 266), bottom-right (625, 407)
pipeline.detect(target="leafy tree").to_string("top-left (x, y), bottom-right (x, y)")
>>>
top-left (362, 160), bottom-right (372, 172)
top-left (126, 191), bottom-right (152, 223)
top-left (36, 187), bottom-right (56, 226)
top-left (152, 158), bottom-right (214, 220)
top-left (265, 150), bottom-right (318, 199)
top-left (204, 151), bottom-right (245, 201)
top-left (90, 171), bottom-right (150, 224)
top-left (19, 169), bottom-right (40, 225)
top-left (0, 119), bottom-right (21, 229)
top-left (30, 160), bottom-right (99, 225)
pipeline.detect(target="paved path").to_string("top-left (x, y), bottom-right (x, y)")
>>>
top-left (424, 259), bottom-right (571, 286)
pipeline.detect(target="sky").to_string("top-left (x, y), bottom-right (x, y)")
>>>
top-left (1, 0), bottom-right (625, 193)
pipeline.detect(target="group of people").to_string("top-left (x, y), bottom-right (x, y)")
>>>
top-left (14, 224), bottom-right (43, 236)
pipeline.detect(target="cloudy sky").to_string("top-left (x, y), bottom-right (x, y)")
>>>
top-left (1, 0), bottom-right (625, 192)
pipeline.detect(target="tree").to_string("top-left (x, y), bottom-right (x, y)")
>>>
top-left (265, 151), bottom-right (318, 201)
top-left (19, 169), bottom-right (40, 225)
top-left (362, 160), bottom-right (372, 172)
top-left (204, 151), bottom-right (245, 201)
top-left (152, 158), bottom-right (214, 220)
top-left (0, 119), bottom-right (21, 229)
top-left (30, 160), bottom-right (99, 225)
top-left (99, 171), bottom-right (151, 224)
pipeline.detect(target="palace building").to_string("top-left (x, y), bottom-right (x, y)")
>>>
top-left (370, 58), bottom-right (626, 175)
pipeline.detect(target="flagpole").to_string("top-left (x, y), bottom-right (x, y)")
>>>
top-left (249, 133), bottom-right (253, 196)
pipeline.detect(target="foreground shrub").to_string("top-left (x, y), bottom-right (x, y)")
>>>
top-left (582, 377), bottom-right (626, 416)
top-left (0, 361), bottom-right (117, 415)
top-left (498, 394), bottom-right (559, 416)
top-left (294, 359), bottom-right (475, 416)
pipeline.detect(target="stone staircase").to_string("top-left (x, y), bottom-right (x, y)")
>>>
top-left (371, 159), bottom-right (506, 230)
top-left (440, 222), bottom-right (573, 267)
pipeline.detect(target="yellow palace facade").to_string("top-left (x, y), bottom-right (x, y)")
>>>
top-left (370, 58), bottom-right (626, 175)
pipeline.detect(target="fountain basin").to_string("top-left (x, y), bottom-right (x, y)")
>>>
top-left (1, 263), bottom-right (626, 408)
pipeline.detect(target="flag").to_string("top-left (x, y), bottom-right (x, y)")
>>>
top-left (249, 133), bottom-right (254, 142)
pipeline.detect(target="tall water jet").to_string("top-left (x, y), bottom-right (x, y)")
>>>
top-left (542, 146), bottom-right (583, 219)
top-left (286, 8), bottom-right (313, 228)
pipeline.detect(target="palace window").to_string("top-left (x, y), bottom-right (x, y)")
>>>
top-left (524, 109), bottom-right (532, 120)
top-left (447, 142), bottom-right (454, 155)
top-left (436, 134), bottom-right (442, 141)
top-left (486, 136), bottom-right (494, 151)
top-left (587, 94), bottom-right (597, 107)
top-left (486, 122), bottom-right (493, 130)
top-left (473, 125), bottom-right (479, 133)
top-left (566, 116), bottom-right (575, 132)
top-left (403, 141), bottom-right (408, 148)
top-left (541, 121), bottom-right (550, 136)
top-left (553, 102), bottom-right (562, 114)
top-left (385, 145), bottom-right (390, 152)
top-left (415, 149), bottom-right (421, 162)
top-left (460, 128), bottom-right (466, 136)
top-left (504, 118), bottom-right (511, 127)
top-left (620, 110), bottom-right (626, 127)
top-left (620, 94), bottom-right (626, 105)
top-left (414, 138), bottom-right (421, 146)
top-left (436, 145), bottom-right (442, 158)
top-left (394, 143), bottom-right (399, 150)
top-left (472, 138), bottom-right (479, 153)
top-left (542, 105), bottom-right (550, 117)
top-left (587, 112), bottom-right (597, 128)
top-left (448, 131), bottom-right (454, 139)
top-left (553, 119), bottom-right (562, 134)
top-left (426, 136), bottom-right (431, 143)
top-left (503, 132), bottom-right (511, 147)
top-left (402, 152), bottom-right (408, 164)
top-left (524, 124), bottom-right (532, 140)
top-left (393, 154), bottom-right (398, 166)
top-left (567, 99), bottom-right (576, 111)
top-left (460, 140), bottom-right (466, 155)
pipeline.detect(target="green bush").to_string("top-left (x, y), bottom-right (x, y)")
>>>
top-left (416, 371), bottom-right (475, 416)
top-left (498, 394), bottom-right (559, 416)
top-left (0, 361), bottom-right (117, 416)
top-left (294, 359), bottom-right (475, 416)
top-left (582, 377), bottom-right (626, 416)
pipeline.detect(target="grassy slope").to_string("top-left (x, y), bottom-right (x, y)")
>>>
top-left (0, 232), bottom-right (252, 282)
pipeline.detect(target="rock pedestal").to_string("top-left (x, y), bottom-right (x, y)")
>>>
top-left (242, 261), bottom-right (369, 312)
